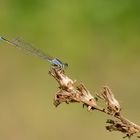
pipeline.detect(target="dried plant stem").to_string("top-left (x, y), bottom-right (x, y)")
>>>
top-left (49, 68), bottom-right (140, 139)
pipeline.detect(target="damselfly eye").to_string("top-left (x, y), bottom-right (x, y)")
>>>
top-left (64, 63), bottom-right (68, 67)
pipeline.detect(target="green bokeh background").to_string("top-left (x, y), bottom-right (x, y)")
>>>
top-left (0, 0), bottom-right (140, 140)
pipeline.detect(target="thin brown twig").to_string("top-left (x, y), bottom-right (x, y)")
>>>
top-left (49, 68), bottom-right (140, 139)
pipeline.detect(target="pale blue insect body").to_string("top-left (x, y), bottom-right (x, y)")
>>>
top-left (0, 36), bottom-right (68, 70)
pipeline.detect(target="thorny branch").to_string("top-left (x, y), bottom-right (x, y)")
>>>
top-left (49, 68), bottom-right (140, 139)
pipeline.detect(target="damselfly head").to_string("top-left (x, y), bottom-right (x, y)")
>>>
top-left (0, 36), bottom-right (3, 40)
top-left (64, 63), bottom-right (68, 68)
top-left (0, 37), bottom-right (7, 41)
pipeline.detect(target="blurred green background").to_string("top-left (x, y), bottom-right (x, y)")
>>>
top-left (0, 0), bottom-right (140, 140)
